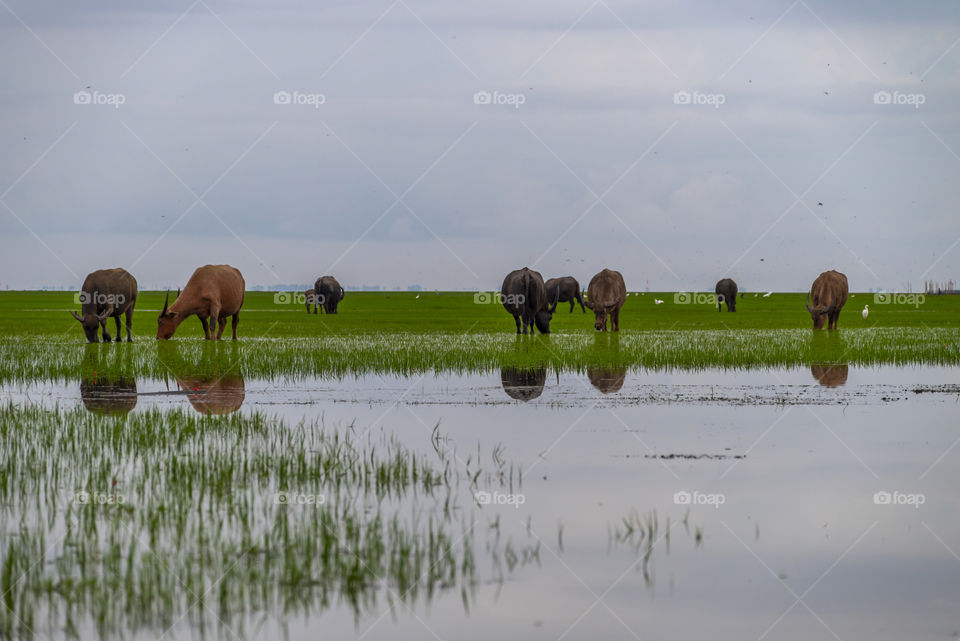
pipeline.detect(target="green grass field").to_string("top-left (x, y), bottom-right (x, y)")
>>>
top-left (0, 290), bottom-right (957, 380)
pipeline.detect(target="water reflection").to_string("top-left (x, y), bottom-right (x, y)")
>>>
top-left (587, 367), bottom-right (626, 394)
top-left (157, 342), bottom-right (245, 414)
top-left (175, 374), bottom-right (246, 414)
top-left (79, 344), bottom-right (137, 415)
top-left (811, 363), bottom-right (849, 387)
top-left (500, 367), bottom-right (546, 401)
top-left (587, 333), bottom-right (626, 393)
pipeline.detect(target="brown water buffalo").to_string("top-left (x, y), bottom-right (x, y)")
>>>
top-left (500, 367), bottom-right (547, 401)
top-left (585, 269), bottom-right (627, 331)
top-left (545, 276), bottom-right (586, 313)
top-left (305, 289), bottom-right (317, 314)
top-left (715, 278), bottom-right (738, 312)
top-left (157, 265), bottom-right (245, 340)
top-left (176, 375), bottom-right (245, 414)
top-left (313, 276), bottom-right (345, 314)
top-left (806, 270), bottom-right (848, 330)
top-left (810, 363), bottom-right (848, 387)
top-left (71, 268), bottom-right (138, 342)
top-left (501, 268), bottom-right (558, 334)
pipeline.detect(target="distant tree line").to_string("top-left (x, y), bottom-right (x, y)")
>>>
top-left (924, 279), bottom-right (959, 294)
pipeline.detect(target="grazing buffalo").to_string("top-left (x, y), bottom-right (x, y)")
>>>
top-left (71, 268), bottom-right (138, 343)
top-left (157, 265), bottom-right (245, 340)
top-left (500, 367), bottom-right (547, 401)
top-left (806, 270), bottom-right (849, 330)
top-left (585, 269), bottom-right (627, 331)
top-left (545, 276), bottom-right (586, 313)
top-left (715, 278), bottom-right (738, 312)
top-left (810, 363), bottom-right (848, 387)
top-left (313, 276), bottom-right (345, 314)
top-left (501, 268), bottom-right (558, 334)
top-left (587, 366), bottom-right (626, 394)
top-left (176, 374), bottom-right (245, 414)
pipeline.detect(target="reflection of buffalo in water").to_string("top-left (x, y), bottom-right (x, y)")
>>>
top-left (175, 375), bottom-right (245, 414)
top-left (587, 367), bottom-right (626, 394)
top-left (80, 376), bottom-right (137, 415)
top-left (500, 367), bottom-right (546, 401)
top-left (810, 364), bottom-right (848, 387)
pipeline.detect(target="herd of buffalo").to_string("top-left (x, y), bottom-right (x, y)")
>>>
top-left (70, 263), bottom-right (852, 343)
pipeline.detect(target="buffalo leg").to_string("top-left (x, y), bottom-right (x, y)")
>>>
top-left (199, 316), bottom-right (211, 340)
top-left (101, 319), bottom-right (111, 343)
top-left (113, 315), bottom-right (122, 341)
top-left (216, 314), bottom-right (227, 340)
top-left (124, 309), bottom-right (133, 342)
top-left (513, 315), bottom-right (521, 334)
top-left (611, 309), bottom-right (620, 331)
top-left (231, 312), bottom-right (239, 340)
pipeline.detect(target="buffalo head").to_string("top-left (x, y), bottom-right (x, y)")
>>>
top-left (71, 305), bottom-right (113, 343)
top-left (533, 291), bottom-right (560, 334)
top-left (806, 292), bottom-right (830, 330)
top-left (156, 290), bottom-right (182, 340)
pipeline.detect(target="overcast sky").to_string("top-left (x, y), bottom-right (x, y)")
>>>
top-left (1, 0), bottom-right (958, 291)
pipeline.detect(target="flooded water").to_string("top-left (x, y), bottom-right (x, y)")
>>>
top-left (3, 366), bottom-right (959, 640)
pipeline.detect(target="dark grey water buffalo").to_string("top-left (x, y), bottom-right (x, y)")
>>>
top-left (313, 276), bottom-right (345, 314)
top-left (500, 367), bottom-right (547, 401)
top-left (72, 268), bottom-right (138, 343)
top-left (545, 276), bottom-right (586, 313)
top-left (585, 269), bottom-right (627, 331)
top-left (806, 270), bottom-right (848, 330)
top-left (715, 278), bottom-right (738, 312)
top-left (501, 268), bottom-right (558, 334)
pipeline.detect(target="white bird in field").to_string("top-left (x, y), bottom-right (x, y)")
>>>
top-left (763, 292), bottom-right (773, 298)
top-left (862, 305), bottom-right (869, 320)
top-left (654, 298), bottom-right (664, 304)
top-left (415, 294), bottom-right (420, 299)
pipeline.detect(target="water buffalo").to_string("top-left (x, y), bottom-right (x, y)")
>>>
top-left (715, 278), bottom-right (738, 312)
top-left (71, 268), bottom-right (137, 343)
top-left (806, 270), bottom-right (848, 330)
top-left (500, 367), bottom-right (547, 401)
top-left (501, 267), bottom-right (558, 334)
top-left (585, 269), bottom-right (627, 331)
top-left (313, 276), bottom-right (345, 314)
top-left (157, 265), bottom-right (245, 340)
top-left (810, 363), bottom-right (848, 387)
top-left (545, 276), bottom-right (586, 313)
